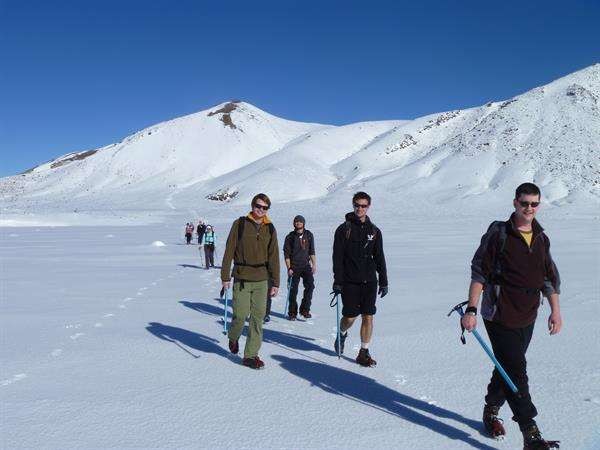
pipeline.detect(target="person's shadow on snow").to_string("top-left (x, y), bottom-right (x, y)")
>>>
top-left (178, 264), bottom-right (203, 269)
top-left (180, 300), bottom-right (223, 317)
top-left (272, 355), bottom-right (495, 450)
top-left (179, 301), bottom-right (336, 358)
top-left (146, 322), bottom-right (232, 360)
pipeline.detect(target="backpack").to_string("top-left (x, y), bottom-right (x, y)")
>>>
top-left (234, 216), bottom-right (275, 268)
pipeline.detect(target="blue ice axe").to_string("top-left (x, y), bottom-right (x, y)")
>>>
top-left (330, 292), bottom-right (341, 359)
top-left (448, 301), bottom-right (518, 394)
top-left (222, 287), bottom-right (231, 335)
top-left (283, 276), bottom-right (292, 316)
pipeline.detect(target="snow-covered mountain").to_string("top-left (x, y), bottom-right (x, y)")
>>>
top-left (1, 64), bottom-right (598, 224)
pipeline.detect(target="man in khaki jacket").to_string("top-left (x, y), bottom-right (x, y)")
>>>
top-left (221, 193), bottom-right (280, 369)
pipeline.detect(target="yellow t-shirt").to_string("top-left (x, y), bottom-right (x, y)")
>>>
top-left (520, 230), bottom-right (533, 247)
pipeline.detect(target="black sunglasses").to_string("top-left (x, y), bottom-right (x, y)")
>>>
top-left (253, 203), bottom-right (270, 211)
top-left (518, 201), bottom-right (540, 208)
top-left (353, 203), bottom-right (369, 209)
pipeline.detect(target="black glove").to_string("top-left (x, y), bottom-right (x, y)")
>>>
top-left (378, 286), bottom-right (388, 298)
top-left (332, 284), bottom-right (343, 295)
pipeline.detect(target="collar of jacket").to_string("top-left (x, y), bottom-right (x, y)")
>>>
top-left (345, 211), bottom-right (371, 225)
top-left (507, 212), bottom-right (544, 238)
top-left (246, 212), bottom-right (272, 225)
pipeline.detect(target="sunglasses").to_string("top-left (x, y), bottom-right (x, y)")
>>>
top-left (353, 203), bottom-right (369, 209)
top-left (253, 203), bottom-right (270, 211)
top-left (518, 201), bottom-right (540, 208)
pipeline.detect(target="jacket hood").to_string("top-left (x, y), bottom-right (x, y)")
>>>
top-left (246, 212), bottom-right (272, 224)
top-left (345, 212), bottom-right (371, 225)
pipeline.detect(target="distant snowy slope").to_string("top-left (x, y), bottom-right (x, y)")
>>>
top-left (338, 64), bottom-right (600, 203)
top-left (0, 101), bottom-right (325, 210)
top-left (1, 65), bottom-right (598, 225)
top-left (183, 120), bottom-right (406, 205)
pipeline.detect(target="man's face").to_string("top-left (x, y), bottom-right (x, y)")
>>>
top-left (294, 220), bottom-right (304, 231)
top-left (353, 199), bottom-right (370, 219)
top-left (513, 193), bottom-right (540, 224)
top-left (252, 200), bottom-right (270, 219)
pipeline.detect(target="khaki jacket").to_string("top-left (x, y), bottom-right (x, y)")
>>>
top-left (221, 214), bottom-right (280, 287)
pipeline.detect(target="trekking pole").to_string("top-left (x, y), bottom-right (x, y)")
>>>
top-left (198, 245), bottom-right (204, 267)
top-left (283, 276), bottom-right (292, 316)
top-left (222, 287), bottom-right (231, 335)
top-left (448, 301), bottom-right (518, 393)
top-left (330, 292), bottom-right (341, 359)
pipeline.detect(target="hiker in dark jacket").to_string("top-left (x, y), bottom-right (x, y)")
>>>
top-left (221, 193), bottom-right (280, 369)
top-left (283, 215), bottom-right (316, 320)
top-left (462, 182), bottom-right (561, 449)
top-left (197, 220), bottom-right (206, 245)
top-left (332, 191), bottom-right (388, 367)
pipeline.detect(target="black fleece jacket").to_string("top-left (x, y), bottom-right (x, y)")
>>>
top-left (333, 212), bottom-right (388, 287)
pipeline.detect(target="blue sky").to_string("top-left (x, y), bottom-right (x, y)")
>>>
top-left (1, 0), bottom-right (598, 176)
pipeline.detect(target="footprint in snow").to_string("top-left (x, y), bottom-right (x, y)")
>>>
top-left (65, 324), bottom-right (82, 329)
top-left (137, 292), bottom-right (144, 296)
top-left (94, 323), bottom-right (103, 328)
top-left (419, 395), bottom-right (438, 406)
top-left (1, 373), bottom-right (27, 386)
top-left (584, 397), bottom-right (600, 405)
top-left (139, 287), bottom-right (147, 291)
top-left (118, 304), bottom-right (126, 309)
top-left (103, 313), bottom-right (115, 318)
top-left (51, 349), bottom-right (63, 357)
top-left (394, 374), bottom-right (408, 386)
top-left (124, 297), bottom-right (133, 302)
top-left (151, 282), bottom-right (157, 286)
top-left (70, 333), bottom-right (85, 340)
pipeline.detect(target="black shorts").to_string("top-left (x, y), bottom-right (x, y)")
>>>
top-left (341, 282), bottom-right (377, 317)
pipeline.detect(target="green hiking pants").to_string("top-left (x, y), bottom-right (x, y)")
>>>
top-left (227, 280), bottom-right (268, 358)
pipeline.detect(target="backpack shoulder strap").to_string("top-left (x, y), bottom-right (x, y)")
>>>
top-left (488, 221), bottom-right (507, 281)
top-left (236, 217), bottom-right (246, 264)
top-left (344, 221), bottom-right (351, 240)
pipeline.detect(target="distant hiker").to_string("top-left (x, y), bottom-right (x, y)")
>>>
top-left (185, 223), bottom-right (193, 244)
top-left (283, 215), bottom-right (316, 320)
top-left (221, 193), bottom-right (280, 369)
top-left (197, 220), bottom-right (206, 244)
top-left (462, 182), bottom-right (561, 449)
top-left (201, 225), bottom-right (216, 269)
top-left (332, 191), bottom-right (388, 367)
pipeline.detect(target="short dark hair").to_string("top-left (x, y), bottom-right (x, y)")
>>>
top-left (515, 183), bottom-right (541, 199)
top-left (251, 193), bottom-right (271, 207)
top-left (352, 191), bottom-right (371, 205)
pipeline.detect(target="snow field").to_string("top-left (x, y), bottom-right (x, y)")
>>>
top-left (1, 205), bottom-right (598, 449)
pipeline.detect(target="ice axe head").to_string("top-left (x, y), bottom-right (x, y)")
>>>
top-left (447, 300), bottom-right (469, 317)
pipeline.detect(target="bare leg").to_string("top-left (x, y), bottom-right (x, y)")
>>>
top-left (360, 314), bottom-right (373, 343)
top-left (340, 316), bottom-right (357, 333)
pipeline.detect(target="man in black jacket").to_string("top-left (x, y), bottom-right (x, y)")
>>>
top-left (283, 215), bottom-right (316, 320)
top-left (332, 192), bottom-right (388, 367)
top-left (462, 182), bottom-right (561, 449)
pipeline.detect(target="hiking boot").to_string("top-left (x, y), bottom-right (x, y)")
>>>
top-left (242, 356), bottom-right (265, 370)
top-left (288, 313), bottom-right (297, 321)
top-left (522, 424), bottom-right (560, 449)
top-left (300, 309), bottom-right (312, 319)
top-left (334, 331), bottom-right (348, 354)
top-left (356, 348), bottom-right (377, 367)
top-left (483, 405), bottom-right (505, 439)
top-left (228, 339), bottom-right (239, 355)
top-left (263, 315), bottom-right (271, 323)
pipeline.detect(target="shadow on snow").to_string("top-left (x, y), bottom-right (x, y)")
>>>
top-left (272, 354), bottom-right (493, 449)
